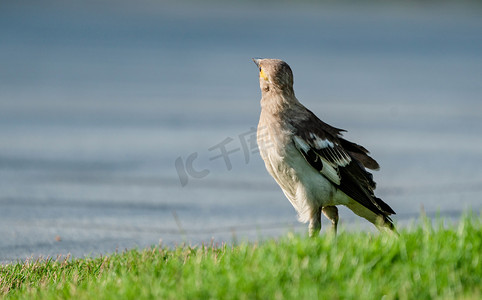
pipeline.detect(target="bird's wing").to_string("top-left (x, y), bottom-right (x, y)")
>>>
top-left (291, 110), bottom-right (395, 217)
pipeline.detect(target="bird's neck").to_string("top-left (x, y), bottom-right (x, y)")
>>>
top-left (260, 90), bottom-right (298, 116)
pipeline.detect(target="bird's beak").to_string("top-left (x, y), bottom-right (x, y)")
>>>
top-left (252, 58), bottom-right (262, 67)
top-left (253, 58), bottom-right (269, 82)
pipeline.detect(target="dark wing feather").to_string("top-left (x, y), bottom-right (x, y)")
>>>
top-left (339, 138), bottom-right (380, 170)
top-left (290, 110), bottom-right (395, 217)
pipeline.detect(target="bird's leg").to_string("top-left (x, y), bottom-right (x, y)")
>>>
top-left (308, 207), bottom-right (322, 237)
top-left (322, 206), bottom-right (339, 234)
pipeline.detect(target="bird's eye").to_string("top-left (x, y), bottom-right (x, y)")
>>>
top-left (259, 67), bottom-right (262, 72)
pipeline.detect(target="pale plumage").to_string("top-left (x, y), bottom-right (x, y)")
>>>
top-left (253, 58), bottom-right (395, 236)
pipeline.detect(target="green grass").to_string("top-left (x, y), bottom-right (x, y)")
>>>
top-left (1, 215), bottom-right (481, 299)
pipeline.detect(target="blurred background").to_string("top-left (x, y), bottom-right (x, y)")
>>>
top-left (1, 0), bottom-right (481, 263)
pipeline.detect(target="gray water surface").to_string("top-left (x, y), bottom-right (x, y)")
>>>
top-left (1, 1), bottom-right (481, 263)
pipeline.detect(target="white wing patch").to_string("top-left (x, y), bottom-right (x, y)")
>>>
top-left (309, 133), bottom-right (351, 167)
top-left (293, 134), bottom-right (342, 185)
top-left (310, 132), bottom-right (334, 149)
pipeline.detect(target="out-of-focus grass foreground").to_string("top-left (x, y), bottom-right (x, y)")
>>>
top-left (1, 215), bottom-right (480, 299)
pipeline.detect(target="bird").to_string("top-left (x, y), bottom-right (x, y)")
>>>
top-left (253, 58), bottom-right (396, 236)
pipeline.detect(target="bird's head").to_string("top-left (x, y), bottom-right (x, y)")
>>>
top-left (252, 58), bottom-right (294, 96)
